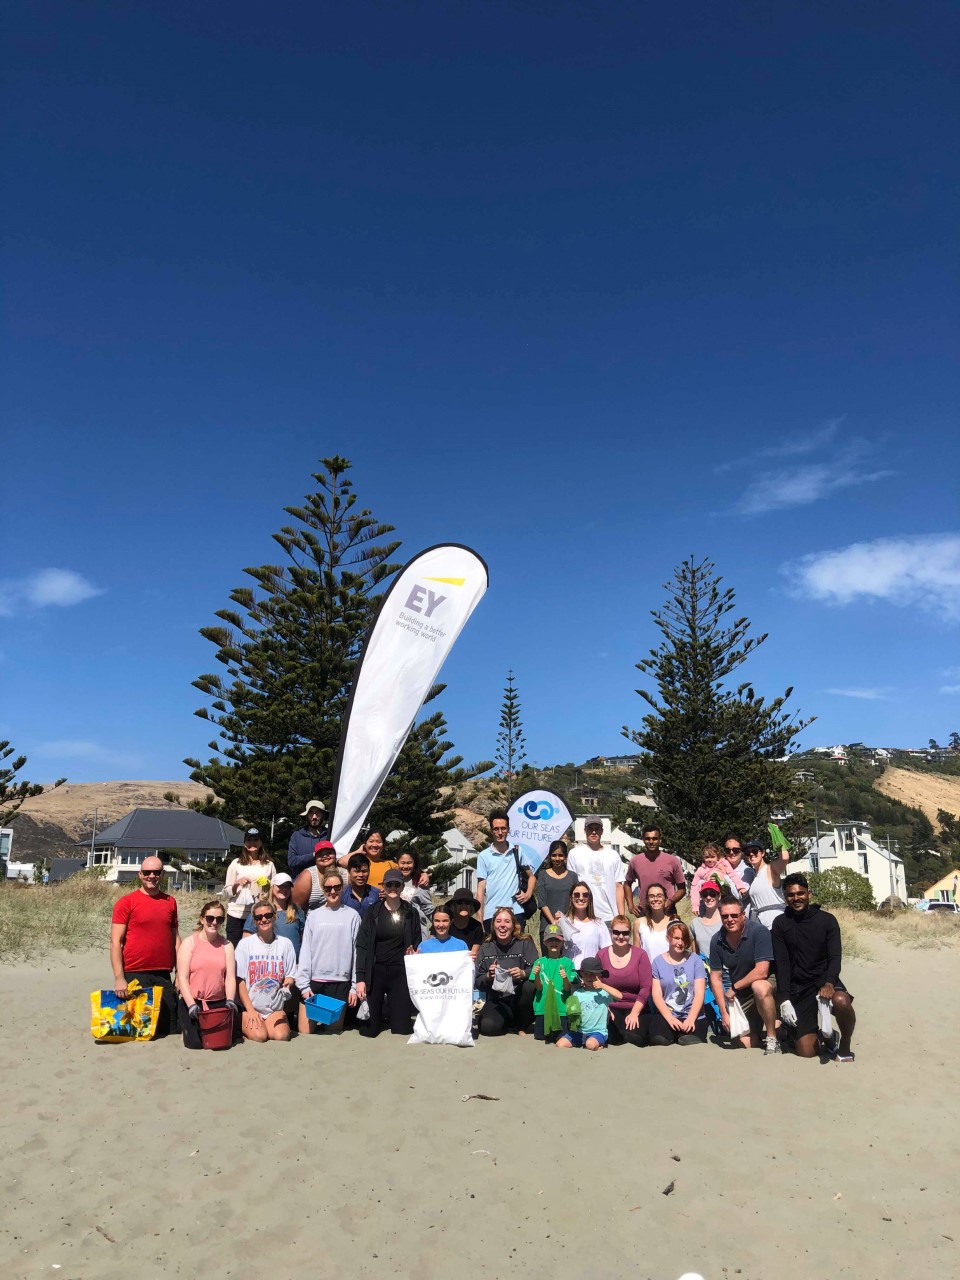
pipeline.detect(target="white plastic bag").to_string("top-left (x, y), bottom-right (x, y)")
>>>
top-left (727, 996), bottom-right (750, 1039)
top-left (355, 999), bottom-right (370, 1022)
top-left (818, 996), bottom-right (834, 1039)
top-left (556, 914), bottom-right (576, 941)
top-left (404, 952), bottom-right (475, 1047)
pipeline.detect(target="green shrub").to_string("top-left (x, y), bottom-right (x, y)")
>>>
top-left (808, 867), bottom-right (876, 912)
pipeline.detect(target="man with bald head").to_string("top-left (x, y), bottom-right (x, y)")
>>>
top-left (110, 855), bottom-right (182, 1037)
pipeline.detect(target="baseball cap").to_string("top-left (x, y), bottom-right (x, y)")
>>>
top-left (542, 925), bottom-right (564, 947)
top-left (585, 818), bottom-right (603, 830)
top-left (244, 827), bottom-right (262, 840)
top-left (313, 840), bottom-right (336, 856)
top-left (743, 839), bottom-right (764, 852)
top-left (273, 872), bottom-right (293, 887)
top-left (382, 869), bottom-right (404, 887)
top-left (700, 880), bottom-right (722, 896)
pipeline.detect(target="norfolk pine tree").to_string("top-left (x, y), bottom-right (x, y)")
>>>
top-left (185, 457), bottom-right (489, 866)
top-left (495, 669), bottom-right (527, 801)
top-left (622, 557), bottom-right (813, 859)
top-left (0, 742), bottom-right (64, 827)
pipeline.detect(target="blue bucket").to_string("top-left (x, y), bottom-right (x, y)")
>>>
top-left (304, 992), bottom-right (346, 1025)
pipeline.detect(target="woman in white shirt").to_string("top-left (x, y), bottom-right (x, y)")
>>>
top-left (224, 828), bottom-right (276, 947)
top-left (635, 883), bottom-right (676, 963)
top-left (559, 882), bottom-right (611, 970)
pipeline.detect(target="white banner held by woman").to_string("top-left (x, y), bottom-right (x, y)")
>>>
top-left (507, 789), bottom-right (574, 876)
top-left (329, 544), bottom-right (488, 855)
top-left (404, 951), bottom-right (476, 1046)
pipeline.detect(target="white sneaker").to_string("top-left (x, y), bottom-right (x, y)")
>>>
top-left (764, 1036), bottom-right (782, 1055)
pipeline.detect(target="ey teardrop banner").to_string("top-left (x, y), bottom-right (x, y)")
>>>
top-left (329, 544), bottom-right (488, 855)
top-left (507, 789), bottom-right (574, 876)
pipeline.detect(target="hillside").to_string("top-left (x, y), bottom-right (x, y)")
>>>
top-left (874, 767), bottom-right (960, 830)
top-left (14, 780), bottom-right (213, 841)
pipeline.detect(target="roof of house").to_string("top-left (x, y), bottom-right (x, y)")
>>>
top-left (91, 809), bottom-right (246, 852)
top-left (49, 857), bottom-right (87, 882)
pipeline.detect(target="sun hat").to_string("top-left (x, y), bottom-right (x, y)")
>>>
top-left (578, 956), bottom-right (608, 978)
top-left (273, 872), bottom-right (293, 887)
top-left (300, 799), bottom-right (328, 817)
top-left (448, 887), bottom-right (481, 913)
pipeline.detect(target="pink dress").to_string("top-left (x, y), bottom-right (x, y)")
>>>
top-left (690, 859), bottom-right (745, 913)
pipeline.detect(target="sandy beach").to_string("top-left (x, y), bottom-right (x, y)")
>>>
top-left (0, 933), bottom-right (956, 1280)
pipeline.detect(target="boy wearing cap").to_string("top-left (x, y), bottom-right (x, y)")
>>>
top-left (530, 925), bottom-right (576, 1042)
top-left (287, 800), bottom-right (330, 877)
top-left (556, 956), bottom-right (622, 1050)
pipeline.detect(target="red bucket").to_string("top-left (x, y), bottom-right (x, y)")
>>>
top-left (198, 1004), bottom-right (234, 1050)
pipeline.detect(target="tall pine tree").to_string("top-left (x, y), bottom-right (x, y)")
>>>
top-left (185, 457), bottom-right (487, 865)
top-left (0, 741), bottom-right (65, 827)
top-left (495, 669), bottom-right (527, 800)
top-left (622, 557), bottom-right (813, 859)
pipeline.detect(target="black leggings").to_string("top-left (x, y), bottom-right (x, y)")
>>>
top-left (477, 981), bottom-right (536, 1037)
top-left (225, 915), bottom-right (246, 948)
top-left (648, 1008), bottom-right (709, 1045)
top-left (362, 960), bottom-right (413, 1036)
top-left (608, 1006), bottom-right (650, 1047)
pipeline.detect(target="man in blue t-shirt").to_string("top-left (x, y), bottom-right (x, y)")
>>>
top-left (475, 810), bottom-right (535, 924)
top-left (708, 896), bottom-right (779, 1053)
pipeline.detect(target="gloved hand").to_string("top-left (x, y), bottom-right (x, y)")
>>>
top-left (780, 999), bottom-right (797, 1027)
top-left (187, 1003), bottom-right (201, 1021)
top-left (225, 1000), bottom-right (238, 1014)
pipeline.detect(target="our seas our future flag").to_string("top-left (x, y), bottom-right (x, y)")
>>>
top-left (507, 789), bottom-right (574, 876)
top-left (329, 544), bottom-right (488, 856)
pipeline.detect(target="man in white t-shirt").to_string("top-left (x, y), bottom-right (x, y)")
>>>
top-left (567, 819), bottom-right (626, 923)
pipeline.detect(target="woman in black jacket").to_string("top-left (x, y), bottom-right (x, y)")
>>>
top-left (474, 906), bottom-right (539, 1036)
top-left (355, 868), bottom-right (422, 1036)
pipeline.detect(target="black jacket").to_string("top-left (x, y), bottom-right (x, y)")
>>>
top-left (356, 899), bottom-right (422, 985)
top-left (771, 903), bottom-right (842, 997)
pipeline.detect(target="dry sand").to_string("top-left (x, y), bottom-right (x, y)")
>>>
top-left (1, 936), bottom-right (956, 1280)
top-left (874, 766), bottom-right (960, 831)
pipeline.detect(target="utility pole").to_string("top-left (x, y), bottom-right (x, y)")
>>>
top-left (88, 808), bottom-right (99, 867)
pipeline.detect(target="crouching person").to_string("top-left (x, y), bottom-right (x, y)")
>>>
top-left (234, 903), bottom-right (297, 1042)
top-left (296, 871), bottom-right (360, 1034)
top-left (773, 874), bottom-right (856, 1063)
top-left (708, 896), bottom-right (780, 1054)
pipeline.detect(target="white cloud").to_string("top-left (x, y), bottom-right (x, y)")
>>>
top-left (716, 419), bottom-right (842, 473)
top-left (0, 569), bottom-right (104, 617)
top-left (33, 740), bottom-right (141, 768)
top-left (784, 533), bottom-right (960, 621)
top-left (941, 684), bottom-right (960, 695)
top-left (732, 460), bottom-right (893, 515)
top-left (823, 687), bottom-right (894, 701)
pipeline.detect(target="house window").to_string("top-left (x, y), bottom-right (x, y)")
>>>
top-left (841, 829), bottom-right (856, 852)
top-left (858, 850), bottom-right (869, 875)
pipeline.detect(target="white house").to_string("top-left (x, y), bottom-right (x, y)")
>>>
top-left (792, 820), bottom-right (907, 904)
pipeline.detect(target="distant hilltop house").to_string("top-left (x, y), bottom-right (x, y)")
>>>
top-left (88, 809), bottom-right (246, 884)
top-left (792, 820), bottom-right (907, 905)
top-left (584, 754), bottom-right (642, 770)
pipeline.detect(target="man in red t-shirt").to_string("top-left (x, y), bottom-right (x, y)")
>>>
top-left (624, 825), bottom-right (687, 915)
top-left (110, 855), bottom-right (181, 1036)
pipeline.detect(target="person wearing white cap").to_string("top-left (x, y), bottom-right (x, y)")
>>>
top-left (287, 799), bottom-right (329, 877)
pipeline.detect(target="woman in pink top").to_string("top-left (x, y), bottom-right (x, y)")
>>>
top-left (177, 899), bottom-right (238, 1050)
top-left (597, 913), bottom-right (652, 1048)
top-left (690, 843), bottom-right (745, 914)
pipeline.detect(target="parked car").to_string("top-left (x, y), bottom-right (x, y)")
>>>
top-left (913, 899), bottom-right (932, 911)
top-left (925, 901), bottom-right (959, 914)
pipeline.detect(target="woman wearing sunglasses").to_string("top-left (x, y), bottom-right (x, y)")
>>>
top-left (296, 872), bottom-right (360, 1034)
top-left (234, 903), bottom-right (298, 1042)
top-left (597, 913), bottom-right (652, 1048)
top-left (559, 882), bottom-right (610, 970)
top-left (176, 900), bottom-right (239, 1049)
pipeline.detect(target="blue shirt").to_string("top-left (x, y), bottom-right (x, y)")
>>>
top-left (477, 844), bottom-right (531, 921)
top-left (287, 825), bottom-right (329, 877)
top-left (576, 987), bottom-right (614, 1036)
top-left (342, 884), bottom-right (380, 915)
top-left (418, 935), bottom-right (468, 954)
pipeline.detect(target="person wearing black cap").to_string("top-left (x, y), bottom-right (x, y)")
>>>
top-left (744, 837), bottom-right (789, 928)
top-left (447, 887), bottom-right (484, 958)
top-left (556, 956), bottom-right (622, 1051)
top-left (224, 829), bottom-right (276, 948)
top-left (355, 868), bottom-right (422, 1036)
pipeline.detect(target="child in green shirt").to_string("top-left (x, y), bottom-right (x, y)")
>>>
top-left (531, 926), bottom-right (576, 1043)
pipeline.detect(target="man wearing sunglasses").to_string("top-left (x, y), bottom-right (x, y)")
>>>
top-left (708, 896), bottom-right (779, 1054)
top-left (109, 855), bottom-right (182, 1037)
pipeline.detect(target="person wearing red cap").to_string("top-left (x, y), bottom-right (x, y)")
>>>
top-left (292, 841), bottom-right (345, 914)
top-left (691, 880), bottom-right (724, 958)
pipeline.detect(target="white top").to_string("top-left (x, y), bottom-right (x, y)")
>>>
top-left (234, 934), bottom-right (297, 1014)
top-left (637, 919), bottom-right (671, 963)
top-left (224, 858), bottom-right (277, 918)
top-left (563, 917), bottom-right (611, 970)
top-left (748, 867), bottom-right (785, 925)
top-left (566, 844), bottom-right (626, 922)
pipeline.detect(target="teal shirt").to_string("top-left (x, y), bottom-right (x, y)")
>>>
top-left (576, 987), bottom-right (614, 1036)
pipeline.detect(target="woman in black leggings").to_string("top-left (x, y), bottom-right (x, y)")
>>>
top-left (474, 907), bottom-right (538, 1036)
top-left (355, 869), bottom-right (422, 1036)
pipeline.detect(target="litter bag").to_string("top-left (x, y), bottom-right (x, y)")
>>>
top-left (818, 996), bottom-right (834, 1039)
top-left (727, 996), bottom-right (751, 1039)
top-left (404, 952), bottom-right (475, 1047)
top-left (90, 979), bottom-right (162, 1042)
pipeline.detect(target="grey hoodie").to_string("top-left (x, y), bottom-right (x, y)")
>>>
top-left (296, 904), bottom-right (359, 993)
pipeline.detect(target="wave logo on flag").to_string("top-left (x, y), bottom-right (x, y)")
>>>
top-left (508, 788), bottom-right (574, 875)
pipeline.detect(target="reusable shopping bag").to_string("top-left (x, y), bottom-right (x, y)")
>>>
top-left (90, 978), bottom-right (162, 1042)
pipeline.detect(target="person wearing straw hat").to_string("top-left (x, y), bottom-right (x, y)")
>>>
top-left (287, 799), bottom-right (330, 877)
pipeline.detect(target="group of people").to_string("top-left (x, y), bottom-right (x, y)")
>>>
top-left (107, 804), bottom-right (855, 1061)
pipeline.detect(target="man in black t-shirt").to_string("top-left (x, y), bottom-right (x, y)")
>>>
top-left (447, 888), bottom-right (484, 958)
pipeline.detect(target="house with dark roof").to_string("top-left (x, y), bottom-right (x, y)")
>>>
top-left (49, 857), bottom-right (87, 883)
top-left (88, 809), bottom-right (246, 883)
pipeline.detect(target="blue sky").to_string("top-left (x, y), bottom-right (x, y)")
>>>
top-left (2, 1), bottom-right (958, 784)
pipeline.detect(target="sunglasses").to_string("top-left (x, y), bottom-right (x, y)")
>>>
top-left (254, 913), bottom-right (275, 922)
top-left (610, 929), bottom-right (631, 938)
top-left (323, 884), bottom-right (343, 893)
top-left (202, 914), bottom-right (225, 924)
top-left (141, 870), bottom-right (162, 877)
top-left (571, 893), bottom-right (589, 899)
top-left (720, 913), bottom-right (742, 921)
top-left (701, 891), bottom-right (719, 898)
top-left (726, 847), bottom-right (743, 854)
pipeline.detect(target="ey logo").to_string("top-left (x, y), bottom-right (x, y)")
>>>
top-left (403, 575), bottom-right (464, 617)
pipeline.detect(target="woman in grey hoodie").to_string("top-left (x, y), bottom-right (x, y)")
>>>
top-left (296, 872), bottom-right (359, 1034)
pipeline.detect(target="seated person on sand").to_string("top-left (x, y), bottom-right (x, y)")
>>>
top-left (234, 902), bottom-right (297, 1042)
top-left (708, 896), bottom-right (780, 1054)
top-left (648, 920), bottom-right (708, 1046)
top-left (556, 955), bottom-right (621, 1051)
top-left (772, 873), bottom-right (856, 1063)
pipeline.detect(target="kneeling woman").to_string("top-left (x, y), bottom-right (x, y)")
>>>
top-left (355, 869), bottom-right (422, 1036)
top-left (475, 907), bottom-right (538, 1037)
top-left (234, 903), bottom-right (298, 1042)
top-left (649, 920), bottom-right (709, 1046)
top-left (176, 900), bottom-right (238, 1049)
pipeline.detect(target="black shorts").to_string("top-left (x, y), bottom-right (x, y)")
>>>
top-left (794, 982), bottom-right (851, 1038)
